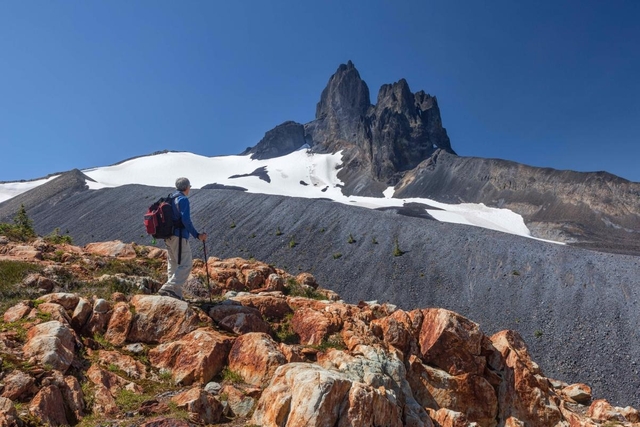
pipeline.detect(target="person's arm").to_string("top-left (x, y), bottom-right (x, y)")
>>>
top-left (177, 197), bottom-right (200, 239)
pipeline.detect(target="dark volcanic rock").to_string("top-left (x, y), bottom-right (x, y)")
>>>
top-left (245, 61), bottom-right (454, 196)
top-left (12, 183), bottom-right (640, 407)
top-left (242, 121), bottom-right (310, 160)
top-left (305, 62), bottom-right (455, 194)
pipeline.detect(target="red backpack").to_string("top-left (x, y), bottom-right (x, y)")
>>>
top-left (144, 194), bottom-right (181, 239)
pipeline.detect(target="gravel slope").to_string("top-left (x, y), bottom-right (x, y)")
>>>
top-left (2, 183), bottom-right (640, 407)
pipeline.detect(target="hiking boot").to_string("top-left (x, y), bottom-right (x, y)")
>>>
top-left (158, 289), bottom-right (184, 301)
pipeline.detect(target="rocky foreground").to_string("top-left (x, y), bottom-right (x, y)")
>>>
top-left (0, 238), bottom-right (638, 426)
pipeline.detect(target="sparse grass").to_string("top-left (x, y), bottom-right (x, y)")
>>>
top-left (115, 388), bottom-right (151, 412)
top-left (222, 367), bottom-right (244, 384)
top-left (314, 333), bottom-right (346, 351)
top-left (275, 313), bottom-right (299, 344)
top-left (166, 401), bottom-right (191, 421)
top-left (283, 278), bottom-right (325, 300)
top-left (93, 333), bottom-right (115, 350)
top-left (0, 260), bottom-right (41, 312)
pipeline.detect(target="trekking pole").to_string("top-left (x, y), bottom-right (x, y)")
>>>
top-left (202, 238), bottom-right (212, 303)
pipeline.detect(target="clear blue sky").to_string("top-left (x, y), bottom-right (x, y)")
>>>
top-left (1, 1), bottom-right (638, 182)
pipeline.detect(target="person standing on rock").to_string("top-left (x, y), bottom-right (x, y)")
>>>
top-left (158, 177), bottom-right (207, 300)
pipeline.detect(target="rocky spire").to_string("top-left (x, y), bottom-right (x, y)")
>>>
top-left (315, 60), bottom-right (371, 122)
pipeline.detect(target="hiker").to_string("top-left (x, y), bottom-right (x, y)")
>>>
top-left (158, 177), bottom-right (206, 300)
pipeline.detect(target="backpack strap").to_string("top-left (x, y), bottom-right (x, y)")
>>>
top-left (172, 194), bottom-right (183, 265)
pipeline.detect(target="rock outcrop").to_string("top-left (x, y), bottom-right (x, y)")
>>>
top-left (244, 61), bottom-right (455, 196)
top-left (0, 239), bottom-right (636, 426)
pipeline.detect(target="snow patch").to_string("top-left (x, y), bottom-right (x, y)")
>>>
top-left (0, 151), bottom-right (562, 244)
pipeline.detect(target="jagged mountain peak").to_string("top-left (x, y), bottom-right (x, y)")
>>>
top-left (315, 61), bottom-right (371, 123)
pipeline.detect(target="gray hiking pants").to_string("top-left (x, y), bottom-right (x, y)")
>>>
top-left (160, 235), bottom-right (192, 298)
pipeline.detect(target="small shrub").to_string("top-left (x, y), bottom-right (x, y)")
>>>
top-left (230, 220), bottom-right (236, 229)
top-left (0, 205), bottom-right (36, 242)
top-left (275, 227), bottom-right (283, 236)
top-left (319, 227), bottom-right (325, 233)
top-left (512, 270), bottom-right (521, 276)
top-left (44, 227), bottom-right (73, 245)
top-left (534, 330), bottom-right (544, 338)
top-left (289, 236), bottom-right (297, 248)
top-left (333, 253), bottom-right (342, 259)
top-left (347, 234), bottom-right (355, 244)
top-left (393, 238), bottom-right (405, 257)
top-left (371, 236), bottom-right (378, 244)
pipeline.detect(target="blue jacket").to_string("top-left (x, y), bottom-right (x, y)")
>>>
top-left (171, 191), bottom-right (200, 240)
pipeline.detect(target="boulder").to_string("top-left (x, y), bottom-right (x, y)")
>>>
top-left (291, 307), bottom-right (341, 346)
top-left (296, 272), bottom-right (318, 289)
top-left (22, 273), bottom-right (55, 291)
top-left (491, 330), bottom-right (562, 426)
top-left (218, 312), bottom-right (271, 335)
top-left (1, 370), bottom-right (36, 400)
top-left (104, 301), bottom-right (133, 346)
top-left (3, 301), bottom-right (31, 323)
top-left (251, 363), bottom-right (352, 427)
top-left (264, 273), bottom-right (285, 292)
top-left (0, 397), bottom-right (20, 427)
top-left (318, 345), bottom-right (431, 426)
top-left (426, 408), bottom-right (471, 427)
top-left (407, 355), bottom-right (497, 427)
top-left (81, 299), bottom-right (112, 336)
top-left (371, 309), bottom-right (419, 356)
top-left (39, 293), bottom-right (79, 310)
top-left (84, 240), bottom-right (136, 258)
top-left (220, 384), bottom-right (257, 417)
top-left (87, 365), bottom-right (141, 397)
top-left (34, 302), bottom-right (71, 325)
top-left (28, 385), bottom-right (68, 426)
top-left (418, 308), bottom-right (485, 376)
top-left (97, 350), bottom-right (147, 379)
top-left (587, 399), bottom-right (626, 422)
top-left (148, 327), bottom-right (233, 385)
top-left (208, 302), bottom-right (262, 323)
top-left (61, 374), bottom-right (84, 424)
top-left (231, 294), bottom-right (292, 320)
top-left (23, 320), bottom-right (76, 372)
top-left (127, 295), bottom-right (202, 344)
top-left (70, 297), bottom-right (92, 330)
top-left (562, 383), bottom-right (592, 405)
top-left (171, 387), bottom-right (224, 425)
top-left (228, 333), bottom-right (286, 387)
